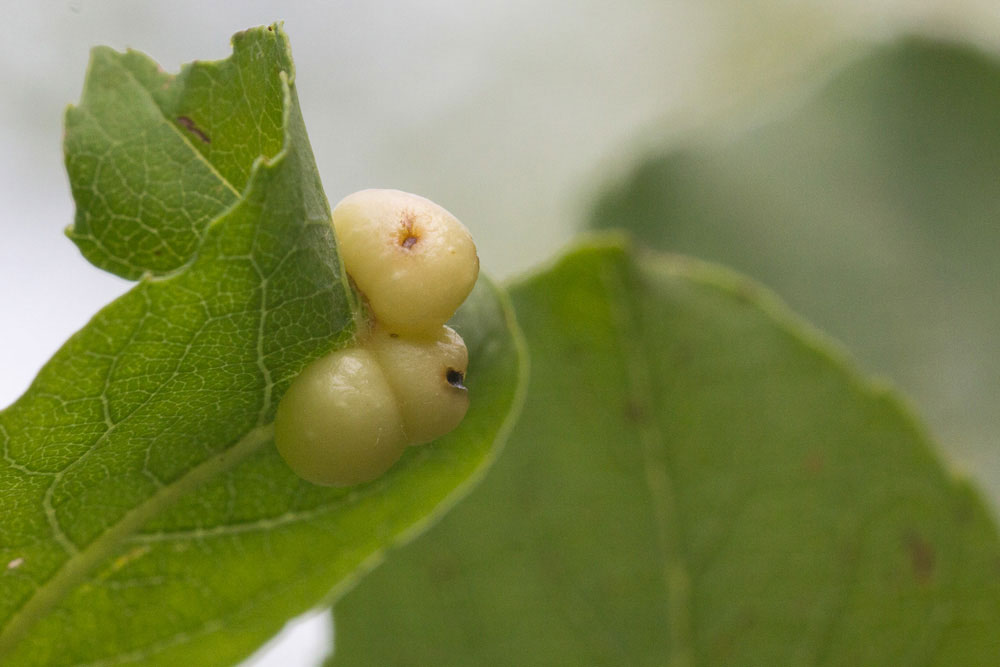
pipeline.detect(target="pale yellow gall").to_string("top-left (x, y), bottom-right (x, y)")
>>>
top-left (331, 189), bottom-right (479, 336)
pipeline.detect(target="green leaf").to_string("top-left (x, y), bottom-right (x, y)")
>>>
top-left (330, 239), bottom-right (1000, 665)
top-left (64, 26), bottom-right (292, 279)
top-left (0, 25), bottom-right (526, 665)
top-left (589, 37), bottom-right (1000, 506)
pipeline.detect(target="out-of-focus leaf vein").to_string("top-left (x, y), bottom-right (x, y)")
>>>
top-left (600, 258), bottom-right (694, 666)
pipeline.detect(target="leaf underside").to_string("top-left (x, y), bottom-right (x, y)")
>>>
top-left (330, 240), bottom-right (1000, 665)
top-left (0, 25), bottom-right (525, 666)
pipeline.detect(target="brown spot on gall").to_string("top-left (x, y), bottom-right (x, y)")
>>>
top-left (397, 210), bottom-right (420, 249)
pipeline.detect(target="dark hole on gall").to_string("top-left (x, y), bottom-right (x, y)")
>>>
top-left (446, 369), bottom-right (466, 390)
top-left (401, 235), bottom-right (418, 249)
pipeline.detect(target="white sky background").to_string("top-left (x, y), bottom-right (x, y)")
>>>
top-left (2, 1), bottom-right (1000, 664)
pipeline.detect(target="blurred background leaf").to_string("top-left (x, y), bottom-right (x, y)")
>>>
top-left (330, 240), bottom-right (1000, 665)
top-left (590, 37), bottom-right (1000, 508)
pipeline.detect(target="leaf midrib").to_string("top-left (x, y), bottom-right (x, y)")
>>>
top-left (0, 423), bottom-right (274, 661)
top-left (600, 253), bottom-right (695, 666)
top-left (0, 52), bottom-right (291, 648)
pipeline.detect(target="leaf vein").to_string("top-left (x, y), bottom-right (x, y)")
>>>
top-left (0, 424), bottom-right (274, 660)
top-left (108, 59), bottom-right (242, 200)
top-left (602, 259), bottom-right (695, 667)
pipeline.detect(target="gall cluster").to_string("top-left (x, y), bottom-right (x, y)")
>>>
top-left (274, 190), bottom-right (479, 486)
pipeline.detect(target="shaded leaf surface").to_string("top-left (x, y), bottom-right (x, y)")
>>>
top-left (331, 241), bottom-right (1000, 665)
top-left (0, 25), bottom-right (525, 666)
top-left (590, 38), bottom-right (1000, 506)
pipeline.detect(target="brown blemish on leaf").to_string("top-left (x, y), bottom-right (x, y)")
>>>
top-left (623, 398), bottom-right (647, 423)
top-left (952, 491), bottom-right (975, 524)
top-left (428, 553), bottom-right (461, 584)
top-left (838, 539), bottom-right (861, 567)
top-left (708, 608), bottom-right (757, 662)
top-left (177, 116), bottom-right (211, 143)
top-left (802, 451), bottom-right (825, 475)
top-left (905, 531), bottom-right (935, 583)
